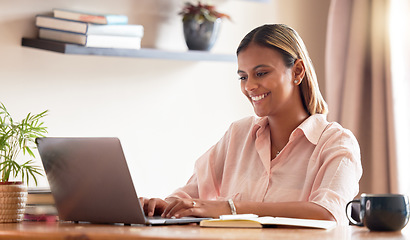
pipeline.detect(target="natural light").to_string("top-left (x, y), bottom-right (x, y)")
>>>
top-left (389, 0), bottom-right (410, 195)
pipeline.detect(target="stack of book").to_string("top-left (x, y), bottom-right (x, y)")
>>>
top-left (35, 8), bottom-right (144, 49)
top-left (24, 187), bottom-right (58, 222)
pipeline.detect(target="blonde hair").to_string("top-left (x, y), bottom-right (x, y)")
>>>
top-left (237, 24), bottom-right (328, 115)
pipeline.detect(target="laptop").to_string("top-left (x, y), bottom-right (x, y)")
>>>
top-left (35, 137), bottom-right (210, 225)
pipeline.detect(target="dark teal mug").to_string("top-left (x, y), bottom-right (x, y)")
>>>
top-left (346, 194), bottom-right (409, 231)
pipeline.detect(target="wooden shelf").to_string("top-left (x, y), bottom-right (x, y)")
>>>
top-left (21, 38), bottom-right (236, 62)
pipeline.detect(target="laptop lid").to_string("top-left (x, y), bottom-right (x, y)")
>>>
top-left (36, 137), bottom-right (209, 225)
top-left (36, 137), bottom-right (147, 225)
top-left (36, 138), bottom-right (147, 224)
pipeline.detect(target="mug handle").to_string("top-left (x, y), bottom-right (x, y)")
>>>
top-left (346, 199), bottom-right (364, 226)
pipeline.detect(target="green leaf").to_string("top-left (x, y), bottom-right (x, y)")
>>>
top-left (25, 146), bottom-right (35, 158)
top-left (0, 101), bottom-right (48, 185)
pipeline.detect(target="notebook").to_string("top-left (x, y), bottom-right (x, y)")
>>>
top-left (35, 137), bottom-right (210, 225)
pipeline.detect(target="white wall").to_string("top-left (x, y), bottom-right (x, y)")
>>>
top-left (0, 0), bottom-right (330, 198)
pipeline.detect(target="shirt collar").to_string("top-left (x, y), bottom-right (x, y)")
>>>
top-left (251, 114), bottom-right (329, 145)
top-left (251, 116), bottom-right (269, 138)
top-left (294, 114), bottom-right (329, 145)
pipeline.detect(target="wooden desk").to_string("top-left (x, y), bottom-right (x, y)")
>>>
top-left (0, 222), bottom-right (409, 240)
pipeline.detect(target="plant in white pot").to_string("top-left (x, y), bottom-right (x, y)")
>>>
top-left (179, 1), bottom-right (231, 51)
top-left (0, 102), bottom-right (48, 223)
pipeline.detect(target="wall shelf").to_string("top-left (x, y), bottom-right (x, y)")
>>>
top-left (21, 38), bottom-right (237, 62)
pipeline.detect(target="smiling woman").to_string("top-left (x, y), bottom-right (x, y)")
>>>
top-left (237, 24), bottom-right (329, 158)
top-left (237, 24), bottom-right (328, 117)
top-left (237, 44), bottom-right (306, 120)
top-left (139, 24), bottom-right (362, 226)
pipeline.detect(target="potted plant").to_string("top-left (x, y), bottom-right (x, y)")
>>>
top-left (0, 102), bottom-right (48, 223)
top-left (179, 1), bottom-right (231, 51)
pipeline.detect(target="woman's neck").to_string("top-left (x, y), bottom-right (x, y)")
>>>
top-left (268, 111), bottom-right (309, 159)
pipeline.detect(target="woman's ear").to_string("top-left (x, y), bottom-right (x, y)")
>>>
top-left (293, 59), bottom-right (305, 85)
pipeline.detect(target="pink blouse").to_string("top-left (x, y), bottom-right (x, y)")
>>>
top-left (168, 114), bottom-right (362, 225)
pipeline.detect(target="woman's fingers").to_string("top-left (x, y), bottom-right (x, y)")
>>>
top-left (162, 198), bottom-right (201, 218)
top-left (174, 207), bottom-right (200, 218)
top-left (163, 199), bottom-right (232, 218)
top-left (147, 198), bottom-right (160, 217)
top-left (139, 197), bottom-right (168, 217)
top-left (139, 197), bottom-right (149, 214)
top-left (161, 199), bottom-right (178, 218)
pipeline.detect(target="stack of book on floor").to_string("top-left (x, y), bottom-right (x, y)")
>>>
top-left (24, 187), bottom-right (58, 222)
top-left (35, 8), bottom-right (144, 49)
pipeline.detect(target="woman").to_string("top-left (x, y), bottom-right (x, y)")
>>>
top-left (140, 24), bottom-right (362, 225)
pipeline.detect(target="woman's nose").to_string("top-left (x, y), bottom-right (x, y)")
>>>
top-left (244, 77), bottom-right (258, 92)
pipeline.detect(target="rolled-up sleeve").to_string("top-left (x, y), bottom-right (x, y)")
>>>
top-left (309, 127), bottom-right (362, 225)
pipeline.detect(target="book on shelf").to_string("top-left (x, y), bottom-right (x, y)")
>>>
top-left (36, 15), bottom-right (144, 37)
top-left (53, 8), bottom-right (128, 25)
top-left (38, 28), bottom-right (141, 49)
top-left (199, 214), bottom-right (337, 230)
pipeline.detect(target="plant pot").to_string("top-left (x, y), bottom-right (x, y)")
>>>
top-left (183, 18), bottom-right (221, 51)
top-left (0, 182), bottom-right (28, 223)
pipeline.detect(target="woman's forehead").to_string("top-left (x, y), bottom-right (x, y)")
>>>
top-left (237, 44), bottom-right (286, 71)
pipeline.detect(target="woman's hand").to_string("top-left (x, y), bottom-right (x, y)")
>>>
top-left (162, 199), bottom-right (231, 218)
top-left (139, 197), bottom-right (169, 217)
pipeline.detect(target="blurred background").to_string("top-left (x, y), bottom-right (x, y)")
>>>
top-left (1, 0), bottom-right (408, 200)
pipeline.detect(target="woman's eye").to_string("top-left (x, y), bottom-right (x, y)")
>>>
top-left (238, 76), bottom-right (247, 81)
top-left (256, 72), bottom-right (268, 77)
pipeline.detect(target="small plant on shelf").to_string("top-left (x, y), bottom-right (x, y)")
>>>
top-left (179, 1), bottom-right (231, 51)
top-left (179, 1), bottom-right (231, 23)
top-left (0, 102), bottom-right (48, 185)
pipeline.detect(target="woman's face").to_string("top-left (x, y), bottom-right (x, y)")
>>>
top-left (237, 43), bottom-right (301, 118)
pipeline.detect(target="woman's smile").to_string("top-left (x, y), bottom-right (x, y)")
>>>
top-left (250, 92), bottom-right (270, 103)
